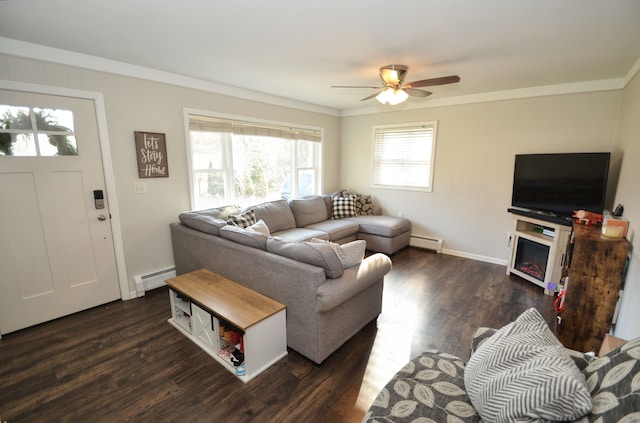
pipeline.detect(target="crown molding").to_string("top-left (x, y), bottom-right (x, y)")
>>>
top-left (623, 56), bottom-right (640, 87)
top-left (340, 78), bottom-right (626, 117)
top-left (1, 37), bottom-right (632, 119)
top-left (0, 37), bottom-right (341, 117)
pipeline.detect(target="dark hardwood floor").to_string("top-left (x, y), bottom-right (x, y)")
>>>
top-left (0, 247), bottom-right (556, 422)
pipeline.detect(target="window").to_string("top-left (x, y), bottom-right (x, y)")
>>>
top-left (0, 105), bottom-right (77, 156)
top-left (187, 113), bottom-right (322, 210)
top-left (372, 121), bottom-right (437, 192)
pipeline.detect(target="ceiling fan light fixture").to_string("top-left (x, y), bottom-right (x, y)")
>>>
top-left (376, 87), bottom-right (409, 105)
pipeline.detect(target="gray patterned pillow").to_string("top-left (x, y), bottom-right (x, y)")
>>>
top-left (581, 336), bottom-right (640, 422)
top-left (354, 193), bottom-right (374, 216)
top-left (310, 238), bottom-right (366, 268)
top-left (364, 350), bottom-right (481, 422)
top-left (464, 308), bottom-right (592, 422)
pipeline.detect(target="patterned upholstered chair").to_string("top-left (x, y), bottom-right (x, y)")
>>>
top-left (363, 308), bottom-right (640, 423)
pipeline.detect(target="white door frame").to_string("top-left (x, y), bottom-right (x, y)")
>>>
top-left (0, 79), bottom-right (130, 300)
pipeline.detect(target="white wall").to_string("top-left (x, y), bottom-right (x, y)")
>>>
top-left (2, 51), bottom-right (638, 340)
top-left (612, 70), bottom-right (640, 340)
top-left (341, 92), bottom-right (622, 262)
top-left (0, 53), bottom-right (341, 296)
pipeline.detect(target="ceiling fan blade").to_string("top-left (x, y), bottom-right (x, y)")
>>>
top-left (404, 75), bottom-right (461, 88)
top-left (360, 92), bottom-right (381, 101)
top-left (404, 88), bottom-right (432, 97)
top-left (331, 85), bottom-right (383, 89)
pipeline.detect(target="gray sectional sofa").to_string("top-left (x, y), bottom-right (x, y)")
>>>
top-left (170, 194), bottom-right (410, 363)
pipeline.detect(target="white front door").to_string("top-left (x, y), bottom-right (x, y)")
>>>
top-left (0, 89), bottom-right (121, 334)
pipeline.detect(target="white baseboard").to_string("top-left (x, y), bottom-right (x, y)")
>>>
top-left (442, 248), bottom-right (508, 266)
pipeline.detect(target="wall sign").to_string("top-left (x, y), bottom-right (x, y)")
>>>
top-left (134, 131), bottom-right (169, 178)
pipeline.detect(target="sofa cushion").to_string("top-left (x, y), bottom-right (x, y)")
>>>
top-left (290, 196), bottom-right (329, 227)
top-left (253, 199), bottom-right (296, 232)
top-left (344, 215), bottom-right (411, 238)
top-left (227, 209), bottom-right (256, 228)
top-left (464, 308), bottom-right (592, 423)
top-left (179, 212), bottom-right (228, 235)
top-left (271, 227), bottom-right (329, 243)
top-left (219, 225), bottom-right (268, 250)
top-left (304, 219), bottom-right (360, 242)
top-left (581, 336), bottom-right (640, 422)
top-left (331, 195), bottom-right (356, 219)
top-left (266, 237), bottom-right (343, 279)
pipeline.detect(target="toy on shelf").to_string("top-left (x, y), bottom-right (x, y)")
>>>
top-left (572, 210), bottom-right (603, 226)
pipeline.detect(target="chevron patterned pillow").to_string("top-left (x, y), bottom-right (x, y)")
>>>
top-left (464, 308), bottom-right (592, 423)
top-left (310, 238), bottom-right (366, 269)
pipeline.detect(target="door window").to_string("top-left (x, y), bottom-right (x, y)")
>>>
top-left (0, 105), bottom-right (78, 156)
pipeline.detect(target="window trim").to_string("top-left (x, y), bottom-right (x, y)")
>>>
top-left (371, 121), bottom-right (438, 193)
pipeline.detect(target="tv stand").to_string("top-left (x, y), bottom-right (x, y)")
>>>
top-left (506, 213), bottom-right (572, 295)
top-left (507, 207), bottom-right (572, 227)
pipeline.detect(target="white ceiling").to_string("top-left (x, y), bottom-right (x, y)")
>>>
top-left (1, 0), bottom-right (639, 114)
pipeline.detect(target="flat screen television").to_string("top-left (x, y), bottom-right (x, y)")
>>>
top-left (511, 152), bottom-right (610, 218)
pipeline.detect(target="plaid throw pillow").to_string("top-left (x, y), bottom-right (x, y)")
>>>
top-left (331, 195), bottom-right (356, 219)
top-left (227, 209), bottom-right (256, 228)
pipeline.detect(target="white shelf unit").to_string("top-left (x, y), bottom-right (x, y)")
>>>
top-left (507, 214), bottom-right (571, 295)
top-left (169, 289), bottom-right (192, 332)
top-left (167, 284), bottom-right (287, 383)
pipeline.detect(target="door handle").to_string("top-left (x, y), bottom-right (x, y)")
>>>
top-left (97, 214), bottom-right (107, 221)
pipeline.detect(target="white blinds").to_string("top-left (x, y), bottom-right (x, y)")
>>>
top-left (373, 123), bottom-right (436, 189)
top-left (188, 115), bottom-right (321, 142)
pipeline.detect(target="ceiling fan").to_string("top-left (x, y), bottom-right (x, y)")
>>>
top-left (332, 64), bottom-right (460, 105)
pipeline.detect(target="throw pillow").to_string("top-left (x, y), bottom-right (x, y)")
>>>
top-left (311, 238), bottom-right (366, 269)
top-left (227, 209), bottom-right (256, 229)
top-left (331, 195), bottom-right (356, 219)
top-left (464, 308), bottom-right (592, 423)
top-left (246, 219), bottom-right (270, 237)
top-left (581, 336), bottom-right (640, 421)
top-left (338, 240), bottom-right (366, 267)
top-left (354, 193), bottom-right (374, 216)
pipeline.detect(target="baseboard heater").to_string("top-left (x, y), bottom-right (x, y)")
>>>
top-left (410, 235), bottom-right (443, 253)
top-left (134, 267), bottom-right (176, 297)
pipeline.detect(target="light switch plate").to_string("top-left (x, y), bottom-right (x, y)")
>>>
top-left (133, 182), bottom-right (147, 195)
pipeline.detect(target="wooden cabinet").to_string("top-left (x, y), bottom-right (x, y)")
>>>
top-left (507, 215), bottom-right (572, 295)
top-left (166, 269), bottom-right (287, 383)
top-left (556, 223), bottom-right (630, 353)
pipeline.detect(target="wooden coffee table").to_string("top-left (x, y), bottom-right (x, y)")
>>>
top-left (166, 269), bottom-right (287, 382)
